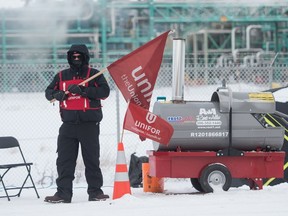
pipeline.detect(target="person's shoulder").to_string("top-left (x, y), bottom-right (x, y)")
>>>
top-left (59, 68), bottom-right (70, 75)
top-left (61, 68), bottom-right (70, 72)
top-left (89, 67), bottom-right (100, 74)
top-left (54, 68), bottom-right (70, 81)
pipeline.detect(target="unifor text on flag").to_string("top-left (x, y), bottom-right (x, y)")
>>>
top-left (107, 30), bottom-right (170, 110)
top-left (123, 102), bottom-right (174, 145)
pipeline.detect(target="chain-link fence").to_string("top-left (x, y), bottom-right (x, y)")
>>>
top-left (0, 61), bottom-right (287, 188)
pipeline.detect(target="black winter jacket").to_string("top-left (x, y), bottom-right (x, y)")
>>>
top-left (45, 45), bottom-right (110, 124)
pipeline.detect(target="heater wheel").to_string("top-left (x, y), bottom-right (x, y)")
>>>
top-left (199, 163), bottom-right (232, 193)
top-left (190, 178), bottom-right (204, 192)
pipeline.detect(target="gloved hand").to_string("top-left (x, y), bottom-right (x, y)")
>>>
top-left (53, 90), bottom-right (67, 101)
top-left (68, 84), bottom-right (87, 97)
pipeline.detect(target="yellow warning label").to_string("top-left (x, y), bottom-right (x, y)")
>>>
top-left (248, 93), bottom-right (274, 102)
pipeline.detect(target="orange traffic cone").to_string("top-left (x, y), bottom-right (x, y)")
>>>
top-left (112, 142), bottom-right (131, 200)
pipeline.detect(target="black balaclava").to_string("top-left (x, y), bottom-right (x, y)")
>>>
top-left (67, 44), bottom-right (90, 70)
top-left (72, 52), bottom-right (83, 67)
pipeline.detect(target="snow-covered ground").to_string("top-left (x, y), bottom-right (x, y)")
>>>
top-left (1, 181), bottom-right (288, 216)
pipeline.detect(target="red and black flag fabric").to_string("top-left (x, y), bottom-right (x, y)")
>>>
top-left (123, 102), bottom-right (174, 145)
top-left (107, 30), bottom-right (170, 110)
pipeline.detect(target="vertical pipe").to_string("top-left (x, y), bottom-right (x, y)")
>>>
top-left (231, 27), bottom-right (239, 53)
top-left (246, 25), bottom-right (262, 49)
top-left (100, 0), bottom-right (107, 65)
top-left (148, 0), bottom-right (154, 39)
top-left (172, 38), bottom-right (185, 102)
top-left (203, 30), bottom-right (209, 83)
top-left (1, 10), bottom-right (7, 92)
top-left (275, 22), bottom-right (278, 52)
top-left (192, 33), bottom-right (198, 81)
top-left (1, 9), bottom-right (6, 64)
top-left (269, 52), bottom-right (279, 88)
top-left (204, 30), bottom-right (208, 67)
top-left (193, 33), bottom-right (198, 65)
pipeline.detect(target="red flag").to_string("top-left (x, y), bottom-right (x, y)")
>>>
top-left (123, 102), bottom-right (174, 145)
top-left (107, 30), bottom-right (170, 109)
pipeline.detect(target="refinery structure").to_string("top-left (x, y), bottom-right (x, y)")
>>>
top-left (1, 0), bottom-right (288, 65)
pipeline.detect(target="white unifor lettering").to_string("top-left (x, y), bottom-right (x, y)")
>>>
top-left (131, 66), bottom-right (144, 81)
top-left (127, 84), bottom-right (134, 93)
top-left (131, 95), bottom-right (141, 106)
top-left (144, 91), bottom-right (152, 102)
top-left (146, 112), bottom-right (157, 124)
top-left (131, 66), bottom-right (152, 101)
top-left (121, 66), bottom-right (154, 106)
top-left (135, 121), bottom-right (160, 135)
top-left (138, 79), bottom-right (152, 93)
top-left (121, 74), bottom-right (142, 106)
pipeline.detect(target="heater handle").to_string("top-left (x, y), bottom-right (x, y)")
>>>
top-left (157, 96), bottom-right (167, 102)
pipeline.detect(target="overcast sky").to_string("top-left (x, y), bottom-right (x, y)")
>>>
top-left (0, 0), bottom-right (25, 8)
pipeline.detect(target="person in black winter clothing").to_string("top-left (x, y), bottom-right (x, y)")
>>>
top-left (44, 44), bottom-right (110, 203)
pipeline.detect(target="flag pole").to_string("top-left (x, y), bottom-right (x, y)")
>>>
top-left (50, 67), bottom-right (107, 103)
top-left (120, 127), bottom-right (125, 143)
top-left (79, 67), bottom-right (107, 86)
top-left (120, 100), bottom-right (131, 143)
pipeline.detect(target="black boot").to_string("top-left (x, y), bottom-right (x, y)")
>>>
top-left (44, 193), bottom-right (71, 203)
top-left (88, 193), bottom-right (109, 201)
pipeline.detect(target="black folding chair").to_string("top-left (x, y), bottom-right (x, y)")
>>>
top-left (0, 136), bottom-right (40, 201)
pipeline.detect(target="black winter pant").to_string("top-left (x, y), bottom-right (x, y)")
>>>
top-left (56, 122), bottom-right (103, 200)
